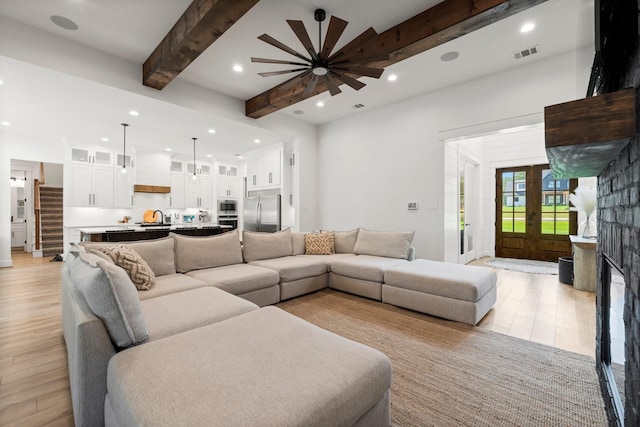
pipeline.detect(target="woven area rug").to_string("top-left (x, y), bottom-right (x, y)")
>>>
top-left (484, 257), bottom-right (559, 275)
top-left (277, 289), bottom-right (606, 427)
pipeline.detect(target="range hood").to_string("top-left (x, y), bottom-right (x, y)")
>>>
top-left (545, 88), bottom-right (636, 178)
top-left (133, 184), bottom-right (171, 193)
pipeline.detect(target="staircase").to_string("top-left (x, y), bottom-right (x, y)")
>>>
top-left (39, 186), bottom-right (64, 257)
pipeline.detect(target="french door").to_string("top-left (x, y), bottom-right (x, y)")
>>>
top-left (495, 165), bottom-right (577, 262)
top-left (459, 156), bottom-right (477, 264)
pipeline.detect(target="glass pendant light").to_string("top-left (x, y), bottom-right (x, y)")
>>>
top-left (120, 123), bottom-right (129, 174)
top-left (192, 137), bottom-right (198, 180)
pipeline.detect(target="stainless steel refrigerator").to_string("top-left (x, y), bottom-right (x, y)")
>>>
top-left (243, 194), bottom-right (281, 232)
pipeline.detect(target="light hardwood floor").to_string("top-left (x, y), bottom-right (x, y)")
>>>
top-left (0, 252), bottom-right (596, 426)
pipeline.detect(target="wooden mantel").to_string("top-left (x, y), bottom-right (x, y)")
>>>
top-left (545, 88), bottom-right (637, 178)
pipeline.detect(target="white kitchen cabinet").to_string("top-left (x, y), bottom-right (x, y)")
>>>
top-left (186, 162), bottom-right (212, 177)
top-left (217, 163), bottom-right (239, 177)
top-left (70, 146), bottom-right (114, 166)
top-left (170, 160), bottom-right (184, 174)
top-left (216, 176), bottom-right (242, 199)
top-left (167, 173), bottom-right (185, 209)
top-left (246, 147), bottom-right (282, 190)
top-left (11, 222), bottom-right (26, 248)
top-left (185, 175), bottom-right (212, 208)
top-left (68, 163), bottom-right (115, 207)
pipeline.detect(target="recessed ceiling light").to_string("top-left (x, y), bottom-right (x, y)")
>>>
top-left (233, 65), bottom-right (244, 73)
top-left (208, 128), bottom-right (216, 134)
top-left (520, 22), bottom-right (535, 33)
top-left (235, 154), bottom-right (243, 159)
top-left (387, 74), bottom-right (398, 82)
top-left (50, 15), bottom-right (78, 31)
top-left (206, 154), bottom-right (212, 158)
top-left (440, 51), bottom-right (459, 62)
top-left (101, 137), bottom-right (109, 142)
top-left (316, 101), bottom-right (325, 107)
top-left (353, 104), bottom-right (365, 109)
top-left (254, 139), bottom-right (261, 144)
top-left (1, 121), bottom-right (12, 126)
top-left (293, 110), bottom-right (304, 115)
top-left (129, 110), bottom-right (139, 116)
top-left (165, 148), bottom-right (172, 152)
top-left (0, 79), bottom-right (5, 85)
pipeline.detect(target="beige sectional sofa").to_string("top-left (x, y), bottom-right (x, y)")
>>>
top-left (62, 227), bottom-right (495, 426)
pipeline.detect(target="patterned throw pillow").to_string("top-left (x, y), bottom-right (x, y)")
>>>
top-left (96, 246), bottom-right (156, 291)
top-left (304, 233), bottom-right (333, 255)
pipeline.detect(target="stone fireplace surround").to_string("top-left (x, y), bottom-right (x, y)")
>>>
top-left (596, 91), bottom-right (640, 426)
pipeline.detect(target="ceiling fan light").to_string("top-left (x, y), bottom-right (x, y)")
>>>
top-left (312, 66), bottom-right (328, 76)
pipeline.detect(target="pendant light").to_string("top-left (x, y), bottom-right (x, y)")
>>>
top-left (192, 137), bottom-right (198, 180)
top-left (120, 123), bottom-right (129, 174)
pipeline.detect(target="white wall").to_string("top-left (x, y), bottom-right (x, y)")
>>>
top-left (317, 49), bottom-right (591, 261)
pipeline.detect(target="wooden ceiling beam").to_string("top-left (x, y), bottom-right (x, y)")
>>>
top-left (246, 0), bottom-right (547, 119)
top-left (143, 0), bottom-right (259, 90)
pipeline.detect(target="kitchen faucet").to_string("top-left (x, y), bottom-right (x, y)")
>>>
top-left (153, 210), bottom-right (164, 225)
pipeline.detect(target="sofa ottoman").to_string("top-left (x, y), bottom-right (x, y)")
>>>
top-left (105, 307), bottom-right (391, 427)
top-left (382, 259), bottom-right (497, 325)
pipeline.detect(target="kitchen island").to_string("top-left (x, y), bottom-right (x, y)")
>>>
top-left (79, 223), bottom-right (232, 242)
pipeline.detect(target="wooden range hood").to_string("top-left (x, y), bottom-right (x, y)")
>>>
top-left (545, 88), bottom-right (636, 178)
top-left (133, 184), bottom-right (171, 194)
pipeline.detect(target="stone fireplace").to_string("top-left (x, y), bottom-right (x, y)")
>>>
top-left (597, 129), bottom-right (640, 426)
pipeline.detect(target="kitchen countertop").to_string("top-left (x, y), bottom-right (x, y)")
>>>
top-left (78, 223), bottom-right (230, 234)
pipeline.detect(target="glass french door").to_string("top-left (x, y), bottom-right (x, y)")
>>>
top-left (459, 156), bottom-right (477, 264)
top-left (495, 165), bottom-right (577, 262)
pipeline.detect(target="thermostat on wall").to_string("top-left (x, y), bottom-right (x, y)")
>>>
top-left (408, 201), bottom-right (418, 211)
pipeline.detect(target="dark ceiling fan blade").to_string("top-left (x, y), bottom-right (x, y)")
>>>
top-left (323, 73), bottom-right (342, 96)
top-left (251, 57), bottom-right (309, 66)
top-left (278, 70), bottom-right (312, 91)
top-left (320, 16), bottom-right (348, 58)
top-left (333, 65), bottom-right (384, 79)
top-left (328, 27), bottom-right (379, 63)
top-left (258, 33), bottom-right (311, 62)
top-left (258, 68), bottom-right (309, 77)
top-left (287, 20), bottom-right (319, 61)
top-left (330, 71), bottom-right (365, 91)
top-left (303, 74), bottom-right (320, 96)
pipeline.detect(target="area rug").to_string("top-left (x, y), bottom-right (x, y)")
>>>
top-left (484, 257), bottom-right (559, 275)
top-left (277, 289), bottom-right (606, 427)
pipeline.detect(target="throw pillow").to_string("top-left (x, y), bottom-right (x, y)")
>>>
top-left (304, 233), bottom-right (333, 255)
top-left (66, 250), bottom-right (148, 348)
top-left (333, 229), bottom-right (359, 253)
top-left (96, 246), bottom-right (156, 291)
top-left (291, 232), bottom-right (306, 255)
top-left (353, 228), bottom-right (415, 259)
top-left (172, 230), bottom-right (243, 273)
top-left (242, 228), bottom-right (292, 262)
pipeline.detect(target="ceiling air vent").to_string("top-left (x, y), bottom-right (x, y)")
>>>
top-left (353, 103), bottom-right (365, 109)
top-left (514, 45), bottom-right (539, 60)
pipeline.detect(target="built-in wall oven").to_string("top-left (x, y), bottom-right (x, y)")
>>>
top-left (217, 199), bottom-right (238, 230)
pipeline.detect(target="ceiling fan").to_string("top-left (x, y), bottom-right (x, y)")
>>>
top-left (251, 8), bottom-right (387, 97)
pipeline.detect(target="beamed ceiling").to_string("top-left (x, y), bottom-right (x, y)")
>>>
top-left (143, 0), bottom-right (549, 119)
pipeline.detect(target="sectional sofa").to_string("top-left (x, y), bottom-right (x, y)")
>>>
top-left (62, 227), bottom-right (496, 426)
